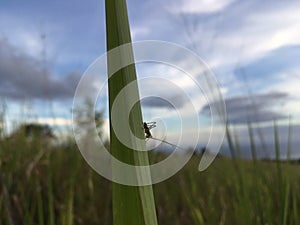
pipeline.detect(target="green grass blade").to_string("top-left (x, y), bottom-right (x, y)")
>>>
top-left (286, 115), bottom-right (292, 161)
top-left (105, 1), bottom-right (158, 225)
top-left (226, 124), bottom-right (236, 159)
top-left (283, 116), bottom-right (292, 225)
top-left (36, 180), bottom-right (45, 225)
top-left (274, 120), bottom-right (287, 224)
top-left (47, 156), bottom-right (55, 225)
top-left (274, 121), bottom-right (283, 187)
top-left (233, 128), bottom-right (241, 160)
top-left (247, 122), bottom-right (257, 162)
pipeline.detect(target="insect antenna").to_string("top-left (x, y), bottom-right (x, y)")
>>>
top-left (148, 137), bottom-right (186, 151)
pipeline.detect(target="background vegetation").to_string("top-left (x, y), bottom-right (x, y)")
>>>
top-left (0, 120), bottom-right (299, 225)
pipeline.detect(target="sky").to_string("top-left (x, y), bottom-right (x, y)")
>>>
top-left (0, 0), bottom-right (300, 159)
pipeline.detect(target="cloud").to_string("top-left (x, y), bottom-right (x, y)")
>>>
top-left (0, 38), bottom-right (89, 100)
top-left (235, 45), bottom-right (300, 79)
top-left (0, 0), bottom-right (106, 69)
top-left (141, 96), bottom-right (186, 109)
top-left (246, 4), bottom-right (300, 51)
top-left (173, 0), bottom-right (235, 14)
top-left (201, 92), bottom-right (290, 124)
top-left (174, 0), bottom-right (300, 74)
top-left (174, 1), bottom-right (300, 106)
top-left (231, 45), bottom-right (300, 96)
top-left (1, 0), bottom-right (299, 127)
top-left (131, 27), bottom-right (150, 39)
top-left (27, 117), bottom-right (72, 126)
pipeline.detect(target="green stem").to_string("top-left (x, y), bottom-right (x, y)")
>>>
top-left (105, 1), bottom-right (158, 225)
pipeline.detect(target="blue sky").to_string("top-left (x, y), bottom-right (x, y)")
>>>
top-left (0, 0), bottom-right (300, 158)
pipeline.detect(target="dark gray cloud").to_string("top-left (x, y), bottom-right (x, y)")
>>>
top-left (221, 123), bottom-right (300, 159)
top-left (0, 38), bottom-right (83, 100)
top-left (141, 97), bottom-right (173, 109)
top-left (141, 95), bottom-right (187, 109)
top-left (201, 92), bottom-right (289, 124)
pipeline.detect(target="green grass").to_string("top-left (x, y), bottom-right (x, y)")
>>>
top-left (1, 133), bottom-right (300, 225)
top-left (105, 0), bottom-right (157, 224)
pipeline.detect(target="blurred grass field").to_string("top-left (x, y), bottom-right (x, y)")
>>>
top-left (0, 128), bottom-right (299, 225)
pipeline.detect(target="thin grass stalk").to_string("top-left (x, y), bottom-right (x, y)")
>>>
top-left (227, 125), bottom-right (252, 225)
top-left (274, 120), bottom-right (286, 224)
top-left (274, 121), bottom-right (283, 188)
top-left (247, 122), bottom-right (257, 162)
top-left (247, 122), bottom-right (267, 224)
top-left (36, 180), bottom-right (45, 225)
top-left (226, 124), bottom-right (237, 159)
top-left (65, 185), bottom-right (74, 225)
top-left (47, 158), bottom-right (55, 225)
top-left (282, 181), bottom-right (290, 225)
top-left (105, 1), bottom-right (158, 225)
top-left (233, 126), bottom-right (253, 221)
top-left (233, 128), bottom-right (241, 159)
top-left (292, 187), bottom-right (299, 224)
top-left (1, 173), bottom-right (16, 225)
top-left (282, 116), bottom-right (293, 225)
top-left (180, 176), bottom-right (204, 225)
top-left (286, 115), bottom-right (292, 162)
top-left (226, 123), bottom-right (247, 199)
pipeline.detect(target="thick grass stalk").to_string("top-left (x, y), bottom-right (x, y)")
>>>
top-left (105, 1), bottom-right (158, 225)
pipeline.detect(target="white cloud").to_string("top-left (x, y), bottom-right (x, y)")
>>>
top-left (174, 0), bottom-right (235, 14)
top-left (242, 5), bottom-right (300, 56)
top-left (131, 27), bottom-right (150, 39)
top-left (267, 28), bottom-right (300, 51)
top-left (8, 32), bottom-right (43, 58)
top-left (0, 13), bottom-right (48, 59)
top-left (28, 117), bottom-right (72, 126)
top-left (177, 1), bottom-right (300, 74)
top-left (265, 70), bottom-right (300, 117)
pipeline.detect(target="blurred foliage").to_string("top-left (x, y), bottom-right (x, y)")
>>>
top-left (0, 132), bottom-right (300, 225)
